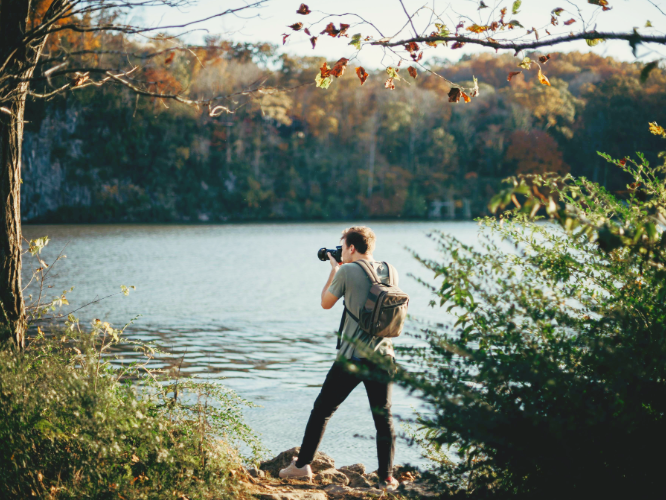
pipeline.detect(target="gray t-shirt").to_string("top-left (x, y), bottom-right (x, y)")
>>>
top-left (328, 259), bottom-right (397, 360)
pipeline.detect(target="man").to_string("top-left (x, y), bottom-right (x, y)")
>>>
top-left (279, 226), bottom-right (399, 490)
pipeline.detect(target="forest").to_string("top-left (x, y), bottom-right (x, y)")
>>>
top-left (21, 35), bottom-right (666, 223)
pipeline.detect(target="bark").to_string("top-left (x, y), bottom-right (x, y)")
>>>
top-left (0, 1), bottom-right (50, 346)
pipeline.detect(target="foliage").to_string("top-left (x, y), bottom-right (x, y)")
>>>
top-left (0, 317), bottom-right (263, 499)
top-left (400, 131), bottom-right (666, 497)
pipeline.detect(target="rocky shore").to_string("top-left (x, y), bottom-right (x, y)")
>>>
top-left (239, 447), bottom-right (439, 499)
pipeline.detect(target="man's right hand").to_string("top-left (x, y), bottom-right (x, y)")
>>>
top-left (328, 252), bottom-right (342, 270)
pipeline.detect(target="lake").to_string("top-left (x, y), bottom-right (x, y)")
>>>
top-left (22, 221), bottom-right (480, 471)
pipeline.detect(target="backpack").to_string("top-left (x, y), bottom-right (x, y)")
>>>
top-left (337, 260), bottom-right (409, 349)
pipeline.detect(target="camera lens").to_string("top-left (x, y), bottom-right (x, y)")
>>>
top-left (317, 248), bottom-right (329, 261)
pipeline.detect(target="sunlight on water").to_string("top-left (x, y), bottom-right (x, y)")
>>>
top-left (23, 221), bottom-right (481, 470)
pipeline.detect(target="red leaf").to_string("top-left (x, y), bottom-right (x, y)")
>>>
top-left (304, 27), bottom-right (311, 36)
top-left (164, 52), bottom-right (175, 65)
top-left (405, 41), bottom-right (419, 53)
top-left (356, 66), bottom-right (368, 85)
top-left (451, 41), bottom-right (466, 49)
top-left (288, 22), bottom-right (303, 31)
top-left (329, 57), bottom-right (349, 78)
top-left (539, 54), bottom-right (551, 64)
top-left (408, 66), bottom-right (417, 78)
top-left (321, 22), bottom-right (339, 37)
top-left (282, 33), bottom-right (290, 45)
top-left (385, 78), bottom-right (395, 90)
top-left (297, 3), bottom-right (311, 15)
top-left (448, 87), bottom-right (462, 103)
top-left (564, 18), bottom-right (576, 25)
top-left (338, 24), bottom-right (350, 37)
top-left (320, 62), bottom-right (331, 78)
top-left (310, 36), bottom-right (317, 49)
top-left (507, 71), bottom-right (522, 81)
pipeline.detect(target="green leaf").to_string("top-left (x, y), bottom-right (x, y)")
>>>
top-left (508, 19), bottom-right (523, 28)
top-left (512, 0), bottom-right (521, 14)
top-left (640, 60), bottom-right (660, 84)
top-left (435, 23), bottom-right (450, 37)
top-left (518, 56), bottom-right (532, 69)
top-left (586, 38), bottom-right (605, 47)
top-left (386, 67), bottom-right (401, 80)
top-left (29, 236), bottom-right (49, 256)
top-left (349, 33), bottom-right (362, 50)
top-left (315, 73), bottom-right (332, 89)
top-left (646, 20), bottom-right (653, 28)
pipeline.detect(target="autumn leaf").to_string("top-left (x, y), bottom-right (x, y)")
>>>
top-left (564, 18), bottom-right (576, 26)
top-left (321, 22), bottom-right (339, 37)
top-left (349, 33), bottom-right (362, 50)
top-left (586, 38), bottom-right (605, 46)
top-left (288, 22), bottom-right (303, 31)
top-left (588, 0), bottom-right (608, 6)
top-left (512, 0), bottom-right (521, 14)
top-left (296, 3), bottom-right (311, 14)
top-left (552, 7), bottom-right (564, 16)
top-left (507, 20), bottom-right (523, 28)
top-left (356, 66), bottom-right (368, 85)
top-left (408, 66), bottom-right (417, 79)
top-left (649, 122), bottom-right (666, 137)
top-left (304, 27), bottom-right (311, 35)
top-left (448, 87), bottom-right (462, 103)
top-left (310, 36), bottom-right (318, 49)
top-left (507, 71), bottom-right (522, 81)
top-left (461, 91), bottom-right (471, 103)
top-left (320, 61), bottom-right (331, 78)
top-left (467, 24), bottom-right (488, 34)
top-left (538, 69), bottom-right (551, 86)
top-left (338, 24), bottom-right (350, 37)
top-left (405, 41), bottom-right (419, 53)
top-left (413, 51), bottom-right (423, 62)
top-left (164, 52), bottom-right (175, 64)
top-left (385, 78), bottom-right (395, 90)
top-left (315, 73), bottom-right (332, 89)
top-left (71, 72), bottom-right (89, 87)
top-left (386, 67), bottom-right (401, 80)
top-left (451, 41), bottom-right (466, 49)
top-left (551, 15), bottom-right (559, 26)
top-left (329, 58), bottom-right (349, 78)
top-left (518, 57), bottom-right (532, 69)
top-left (282, 33), bottom-right (290, 45)
top-left (479, 1), bottom-right (489, 8)
top-left (539, 54), bottom-right (551, 63)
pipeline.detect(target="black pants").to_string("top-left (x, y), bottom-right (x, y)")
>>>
top-left (296, 358), bottom-right (396, 479)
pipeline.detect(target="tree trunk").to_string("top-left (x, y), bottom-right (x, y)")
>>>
top-left (0, 0), bottom-right (50, 346)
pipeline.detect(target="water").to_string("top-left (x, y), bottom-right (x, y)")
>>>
top-left (22, 221), bottom-right (480, 471)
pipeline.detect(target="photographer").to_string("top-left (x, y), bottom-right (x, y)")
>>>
top-left (279, 226), bottom-right (399, 491)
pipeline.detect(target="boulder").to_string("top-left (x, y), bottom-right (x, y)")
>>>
top-left (259, 447), bottom-right (335, 477)
top-left (247, 465), bottom-right (266, 478)
top-left (339, 463), bottom-right (366, 475)
top-left (313, 468), bottom-right (349, 486)
top-left (338, 469), bottom-right (372, 489)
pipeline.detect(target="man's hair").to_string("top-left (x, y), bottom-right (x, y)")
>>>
top-left (341, 226), bottom-right (376, 255)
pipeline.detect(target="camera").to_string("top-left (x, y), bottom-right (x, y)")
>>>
top-left (318, 246), bottom-right (342, 263)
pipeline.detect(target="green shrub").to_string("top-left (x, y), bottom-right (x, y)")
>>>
top-left (0, 320), bottom-right (263, 499)
top-left (402, 140), bottom-right (666, 498)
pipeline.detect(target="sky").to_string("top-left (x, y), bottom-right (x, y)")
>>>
top-left (136, 0), bottom-right (666, 68)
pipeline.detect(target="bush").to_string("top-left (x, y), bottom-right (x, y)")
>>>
top-left (402, 135), bottom-right (666, 498)
top-left (0, 320), bottom-right (263, 499)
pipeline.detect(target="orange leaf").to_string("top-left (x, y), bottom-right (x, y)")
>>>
top-left (356, 66), bottom-right (368, 85)
top-left (296, 3), bottom-right (311, 14)
top-left (451, 41), bottom-right (466, 49)
top-left (288, 22), bottom-right (303, 31)
top-left (164, 52), bottom-right (175, 65)
top-left (404, 41), bottom-right (419, 53)
top-left (467, 24), bottom-right (488, 34)
top-left (385, 78), bottom-right (395, 90)
top-left (507, 71), bottom-right (522, 81)
top-left (538, 69), bottom-right (551, 86)
top-left (448, 87), bottom-right (462, 103)
top-left (408, 66), bottom-right (417, 79)
top-left (338, 24), bottom-right (350, 37)
top-left (564, 18), bottom-right (576, 25)
top-left (320, 62), bottom-right (331, 78)
top-left (461, 91), bottom-right (471, 103)
top-left (539, 54), bottom-right (551, 63)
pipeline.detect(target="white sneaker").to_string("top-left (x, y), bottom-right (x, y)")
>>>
top-left (278, 458), bottom-right (313, 480)
top-left (378, 476), bottom-right (399, 491)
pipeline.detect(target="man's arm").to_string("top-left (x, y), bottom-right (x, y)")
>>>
top-left (321, 252), bottom-right (341, 309)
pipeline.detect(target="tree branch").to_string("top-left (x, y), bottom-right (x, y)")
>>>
top-left (374, 31), bottom-right (666, 53)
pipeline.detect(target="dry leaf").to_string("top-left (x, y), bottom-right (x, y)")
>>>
top-left (539, 54), bottom-right (551, 63)
top-left (385, 78), bottom-right (395, 90)
top-left (164, 52), bottom-right (175, 64)
top-left (461, 91), bottom-right (471, 103)
top-left (356, 66), bottom-right (368, 85)
top-left (288, 22), bottom-right (303, 31)
top-left (408, 66), bottom-right (417, 79)
top-left (538, 69), bottom-right (551, 86)
top-left (507, 71), bottom-right (522, 81)
top-left (321, 22), bottom-right (339, 37)
top-left (329, 58), bottom-right (349, 78)
top-left (448, 87), bottom-right (462, 102)
top-left (310, 36), bottom-right (317, 49)
top-left (304, 27), bottom-right (311, 35)
top-left (564, 18), bottom-right (576, 25)
top-left (297, 3), bottom-right (311, 14)
top-left (282, 33), bottom-right (290, 45)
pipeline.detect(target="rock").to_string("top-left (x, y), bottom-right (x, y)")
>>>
top-left (363, 471), bottom-right (379, 485)
top-left (256, 492), bottom-right (327, 500)
top-left (393, 464), bottom-right (421, 483)
top-left (323, 484), bottom-right (383, 499)
top-left (397, 481), bottom-right (441, 498)
top-left (260, 447), bottom-right (335, 477)
top-left (313, 468), bottom-right (349, 486)
top-left (247, 465), bottom-right (265, 478)
top-left (338, 468), bottom-right (372, 489)
top-left (339, 463), bottom-right (366, 475)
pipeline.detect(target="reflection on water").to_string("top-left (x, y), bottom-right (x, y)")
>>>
top-left (23, 221), bottom-right (479, 470)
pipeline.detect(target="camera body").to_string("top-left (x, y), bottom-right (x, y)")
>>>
top-left (318, 246), bottom-right (342, 263)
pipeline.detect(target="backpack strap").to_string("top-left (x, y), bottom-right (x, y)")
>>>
top-left (352, 259), bottom-right (382, 285)
top-left (384, 262), bottom-right (396, 286)
top-left (337, 301), bottom-right (360, 350)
